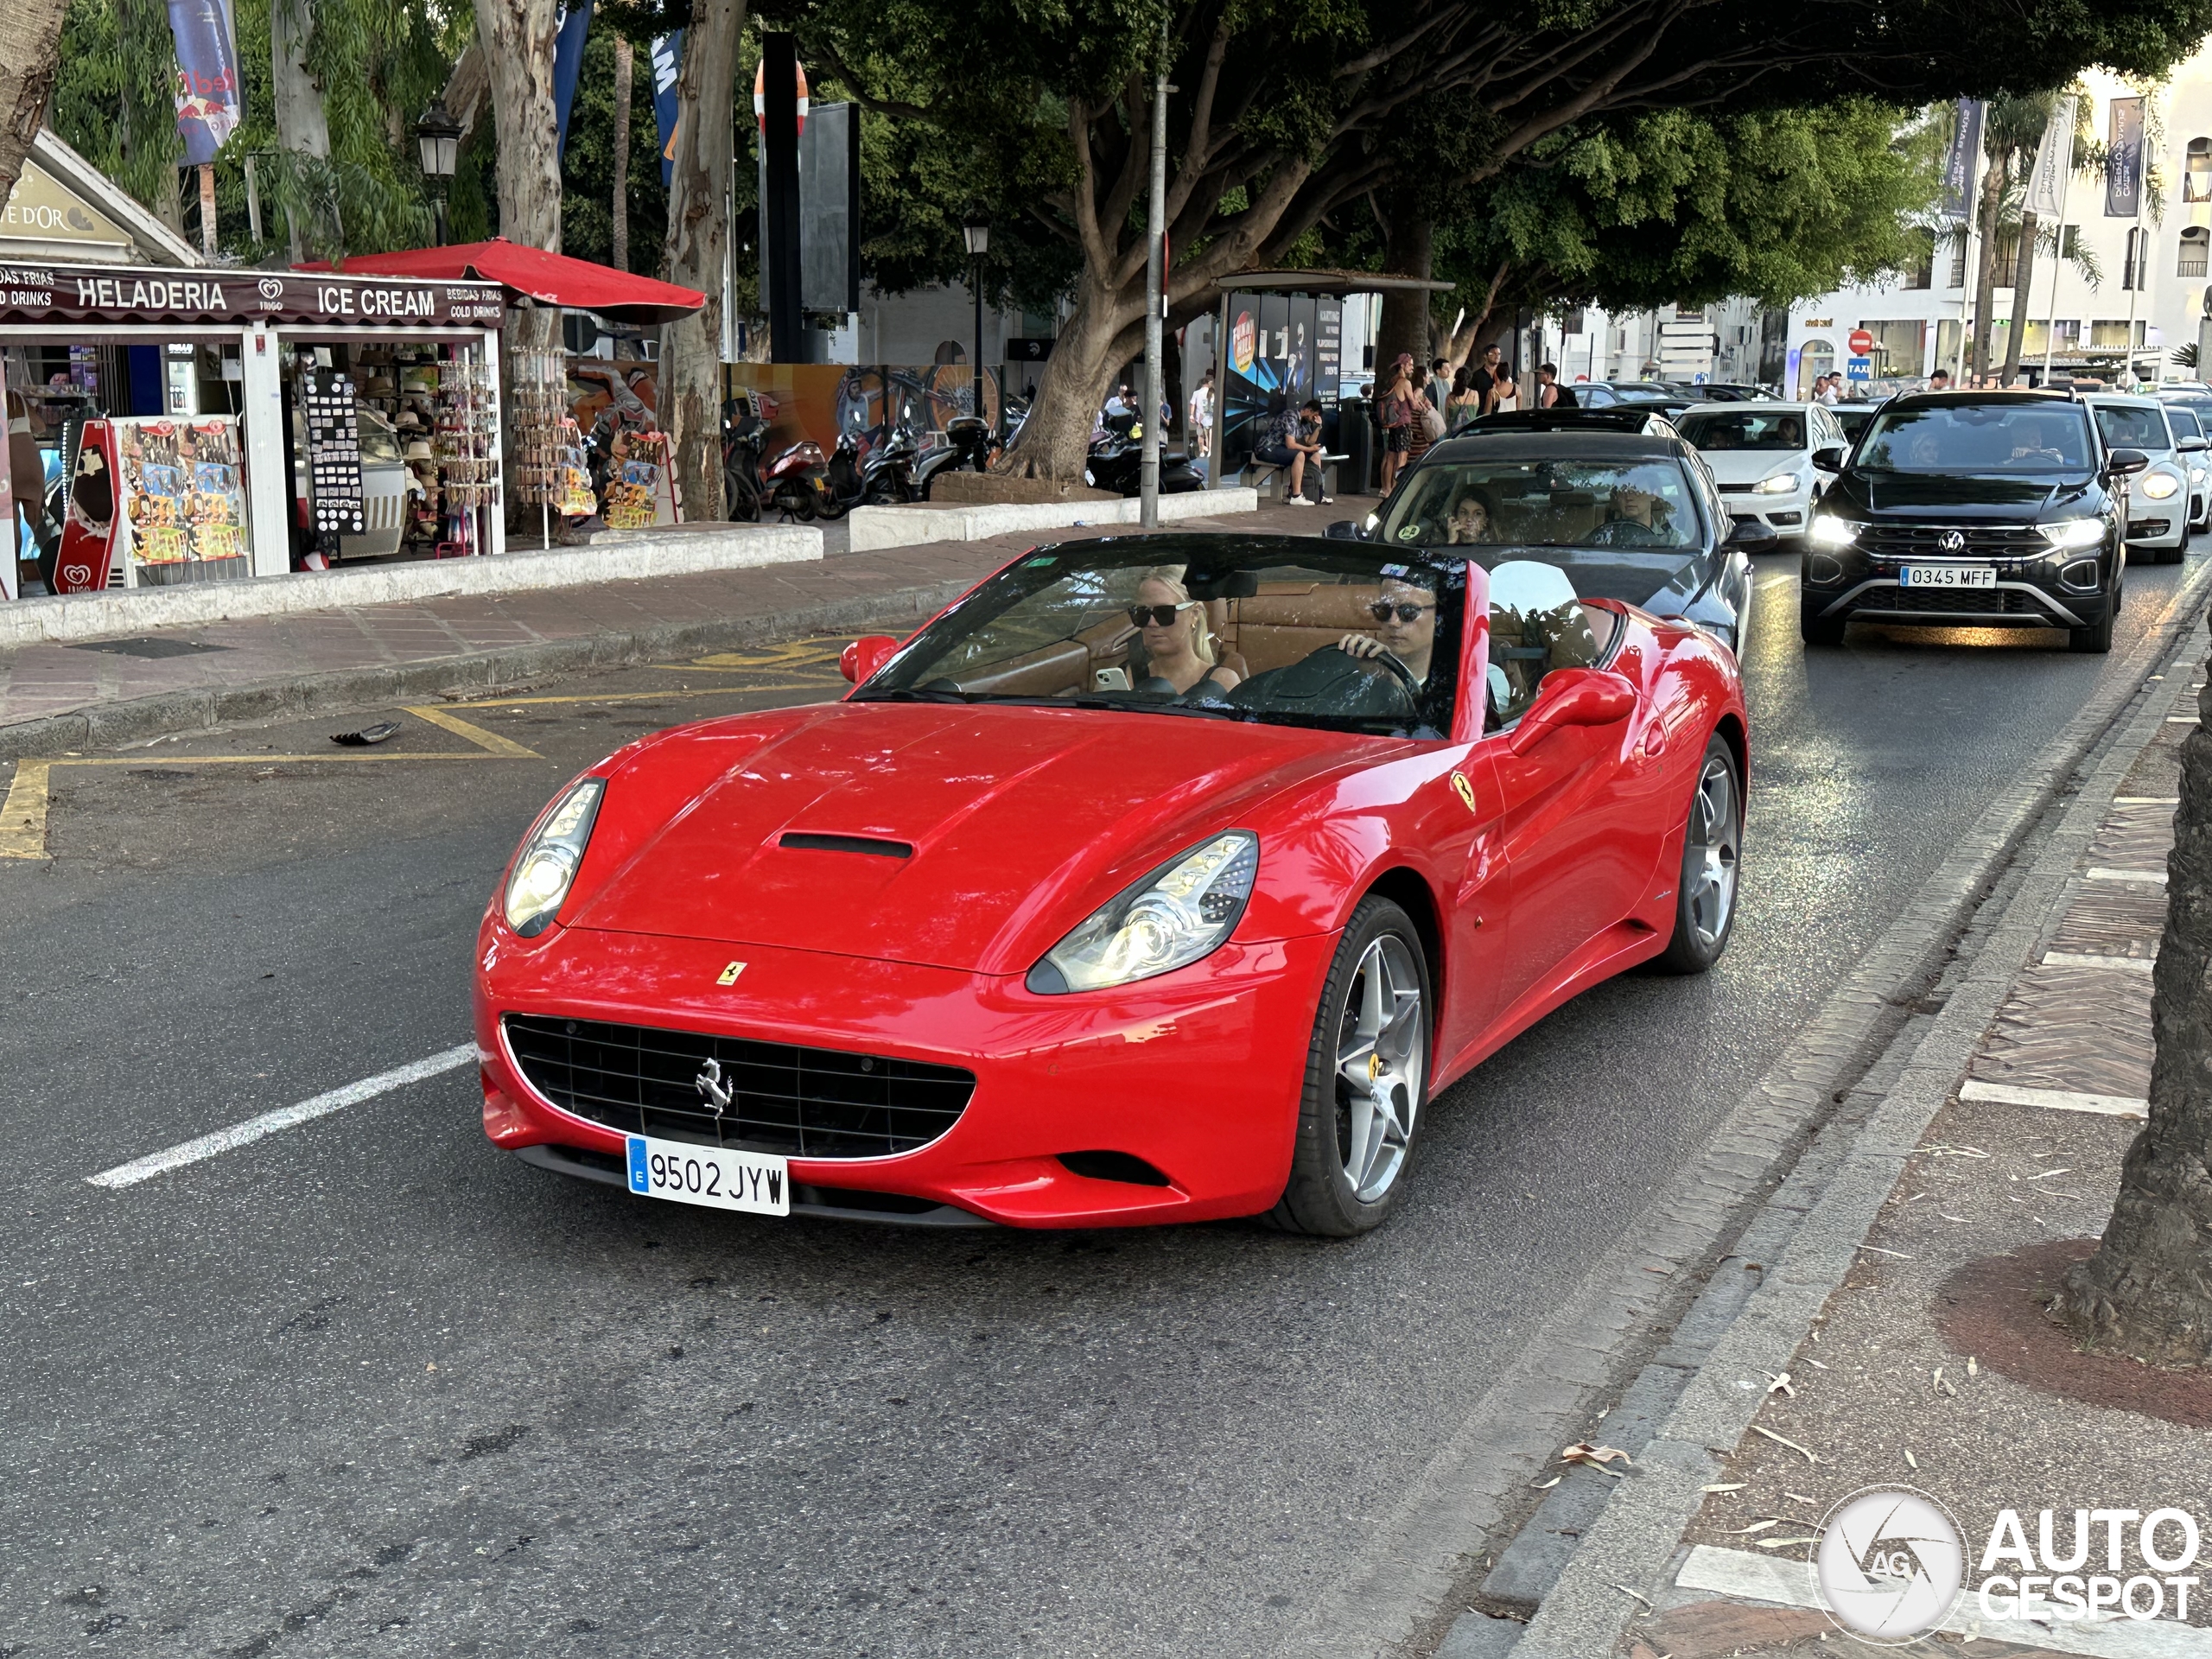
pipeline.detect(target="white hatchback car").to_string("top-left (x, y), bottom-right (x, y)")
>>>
top-left (1675, 401), bottom-right (1851, 550)
top-left (2080, 394), bottom-right (2190, 561)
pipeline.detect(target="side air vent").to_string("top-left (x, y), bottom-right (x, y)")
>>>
top-left (1058, 1150), bottom-right (1174, 1187)
top-left (779, 832), bottom-right (914, 859)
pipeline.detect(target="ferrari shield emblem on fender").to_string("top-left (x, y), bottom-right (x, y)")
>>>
top-left (1449, 771), bottom-right (1478, 814)
top-left (716, 960), bottom-right (747, 985)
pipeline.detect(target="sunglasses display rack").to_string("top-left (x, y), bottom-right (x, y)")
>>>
top-left (433, 357), bottom-right (499, 555)
top-left (302, 371), bottom-right (365, 537)
top-left (506, 354), bottom-right (583, 544)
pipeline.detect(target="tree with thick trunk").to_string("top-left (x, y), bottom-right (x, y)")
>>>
top-left (2054, 645), bottom-right (2212, 1364)
top-left (1967, 137), bottom-right (2008, 380)
top-left (610, 35), bottom-right (633, 272)
top-left (271, 0), bottom-right (334, 260)
top-left (0, 0), bottom-right (63, 207)
top-left (799, 0), bottom-right (2212, 482)
top-left (658, 0), bottom-right (740, 524)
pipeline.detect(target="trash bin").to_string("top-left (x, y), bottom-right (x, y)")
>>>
top-left (1338, 398), bottom-right (1373, 496)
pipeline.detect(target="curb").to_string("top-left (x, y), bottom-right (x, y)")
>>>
top-left (1273, 558), bottom-right (2212, 1659)
top-left (846, 486), bottom-right (1264, 552)
top-left (1502, 612), bottom-right (2212, 1657)
top-left (0, 571), bottom-right (980, 764)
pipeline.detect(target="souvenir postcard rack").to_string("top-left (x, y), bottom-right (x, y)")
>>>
top-left (116, 416), bottom-right (251, 586)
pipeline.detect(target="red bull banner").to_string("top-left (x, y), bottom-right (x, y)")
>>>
top-left (167, 0), bottom-right (244, 165)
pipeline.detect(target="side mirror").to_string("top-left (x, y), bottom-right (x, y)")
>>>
top-left (1324, 518), bottom-right (1363, 540)
top-left (2180, 435), bottom-right (2209, 454)
top-left (1726, 518), bottom-right (1780, 554)
top-left (1505, 668), bottom-right (1637, 756)
top-left (2107, 448), bottom-right (2152, 478)
top-left (1810, 446), bottom-right (1847, 473)
top-left (841, 634), bottom-right (899, 683)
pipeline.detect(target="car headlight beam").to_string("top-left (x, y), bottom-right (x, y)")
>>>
top-left (2038, 518), bottom-right (2107, 551)
top-left (1808, 514), bottom-right (1860, 549)
top-left (2143, 472), bottom-right (2181, 500)
top-left (503, 779), bottom-right (605, 937)
top-left (1754, 472), bottom-right (1803, 495)
top-left (1027, 832), bottom-right (1259, 994)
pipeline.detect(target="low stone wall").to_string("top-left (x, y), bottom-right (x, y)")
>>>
top-left (846, 488), bottom-right (1263, 554)
top-left (0, 524), bottom-right (823, 648)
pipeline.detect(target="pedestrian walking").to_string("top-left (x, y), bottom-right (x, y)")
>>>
top-left (1537, 363), bottom-right (1576, 409)
top-left (1928, 367), bottom-right (1953, 391)
top-left (1427, 358), bottom-right (1452, 417)
top-left (1376, 359), bottom-right (1416, 493)
top-left (1447, 365), bottom-right (1484, 430)
top-left (1395, 352), bottom-right (1443, 470)
top-left (1188, 369), bottom-right (1215, 463)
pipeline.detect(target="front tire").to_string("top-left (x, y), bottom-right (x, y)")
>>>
top-left (1800, 596), bottom-right (1847, 647)
top-left (1653, 736), bottom-right (1742, 975)
top-left (1269, 898), bottom-right (1432, 1237)
top-left (2069, 601), bottom-right (2115, 652)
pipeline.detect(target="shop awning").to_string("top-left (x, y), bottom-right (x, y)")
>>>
top-left (296, 238), bottom-right (705, 324)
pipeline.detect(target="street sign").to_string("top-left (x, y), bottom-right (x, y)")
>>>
top-left (1848, 328), bottom-right (1875, 357)
top-left (1846, 355), bottom-right (1872, 381)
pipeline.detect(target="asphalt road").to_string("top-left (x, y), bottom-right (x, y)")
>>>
top-left (3, 562), bottom-right (2203, 1657)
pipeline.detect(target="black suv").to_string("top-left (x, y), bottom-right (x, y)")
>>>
top-left (1800, 391), bottom-right (2144, 654)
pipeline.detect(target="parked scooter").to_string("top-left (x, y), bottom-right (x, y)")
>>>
top-left (1084, 410), bottom-right (1202, 497)
top-left (759, 437), bottom-right (830, 521)
top-left (915, 415), bottom-right (995, 499)
top-left (819, 422), bottom-right (922, 517)
top-left (721, 399), bottom-right (769, 522)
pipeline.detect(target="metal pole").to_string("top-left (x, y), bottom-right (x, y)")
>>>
top-left (2126, 199), bottom-right (2145, 386)
top-left (972, 260), bottom-right (984, 428)
top-left (1141, 29), bottom-right (1168, 529)
top-left (2042, 111), bottom-right (2075, 384)
top-left (1210, 289), bottom-right (1230, 490)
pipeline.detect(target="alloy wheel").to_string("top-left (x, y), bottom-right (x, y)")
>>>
top-left (1685, 755), bottom-right (1740, 950)
top-left (1332, 935), bottom-right (1426, 1203)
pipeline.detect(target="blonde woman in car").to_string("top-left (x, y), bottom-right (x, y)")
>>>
top-left (1131, 568), bottom-right (1243, 696)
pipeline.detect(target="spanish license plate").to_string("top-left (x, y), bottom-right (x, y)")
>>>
top-left (1899, 563), bottom-right (1997, 588)
top-left (624, 1133), bottom-right (790, 1216)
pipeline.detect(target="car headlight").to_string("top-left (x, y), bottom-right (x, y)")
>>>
top-left (1754, 472), bottom-right (1803, 494)
top-left (2143, 472), bottom-right (2181, 499)
top-left (2039, 518), bottom-right (2107, 551)
top-left (1808, 514), bottom-right (1860, 548)
top-left (1027, 832), bottom-right (1258, 994)
top-left (503, 779), bottom-right (605, 937)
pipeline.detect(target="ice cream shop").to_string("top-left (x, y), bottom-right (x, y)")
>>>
top-left (1, 257), bottom-right (507, 603)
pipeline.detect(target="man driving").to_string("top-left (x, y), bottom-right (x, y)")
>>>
top-left (1336, 573), bottom-right (1440, 685)
top-left (1586, 484), bottom-right (1675, 546)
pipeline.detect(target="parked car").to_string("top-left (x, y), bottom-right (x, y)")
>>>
top-left (1675, 401), bottom-right (1852, 550)
top-left (1325, 429), bottom-right (1770, 654)
top-left (2158, 403), bottom-right (2212, 532)
top-left (474, 533), bottom-right (1750, 1235)
top-left (2076, 393), bottom-right (2190, 561)
top-left (1800, 391), bottom-right (2139, 654)
top-left (1828, 404), bottom-right (1877, 448)
top-left (1573, 382), bottom-right (1699, 421)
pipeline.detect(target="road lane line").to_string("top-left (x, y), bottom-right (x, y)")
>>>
top-left (86, 1046), bottom-right (476, 1189)
top-left (0, 760), bottom-right (51, 860)
top-left (400, 704), bottom-right (543, 758)
top-left (2113, 795), bottom-right (2180, 804)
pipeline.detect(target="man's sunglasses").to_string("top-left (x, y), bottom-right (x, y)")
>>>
top-left (1369, 601), bottom-right (1435, 625)
top-left (1128, 602), bottom-right (1198, 627)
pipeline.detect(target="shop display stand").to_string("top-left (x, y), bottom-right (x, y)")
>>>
top-left (434, 351), bottom-right (499, 557)
top-left (601, 429), bottom-right (670, 530)
top-left (302, 371), bottom-right (365, 538)
top-left (507, 350), bottom-right (571, 550)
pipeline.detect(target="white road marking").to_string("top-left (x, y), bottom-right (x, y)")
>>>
top-left (2083, 867), bottom-right (2168, 884)
top-left (2042, 950), bottom-right (2156, 974)
top-left (2113, 795), bottom-right (2181, 805)
top-left (1960, 1078), bottom-right (2148, 1119)
top-left (86, 1046), bottom-right (476, 1189)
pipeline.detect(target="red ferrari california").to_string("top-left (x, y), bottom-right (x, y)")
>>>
top-left (474, 524), bottom-right (1747, 1235)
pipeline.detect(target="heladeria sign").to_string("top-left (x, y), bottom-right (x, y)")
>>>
top-left (0, 263), bottom-right (506, 327)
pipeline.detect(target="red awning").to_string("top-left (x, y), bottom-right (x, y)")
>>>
top-left (296, 238), bottom-right (705, 324)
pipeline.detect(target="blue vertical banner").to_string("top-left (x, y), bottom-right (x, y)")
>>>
top-left (166, 0), bottom-right (244, 164)
top-left (2106, 95), bottom-right (2145, 219)
top-left (651, 32), bottom-right (685, 187)
top-left (552, 2), bottom-right (594, 157)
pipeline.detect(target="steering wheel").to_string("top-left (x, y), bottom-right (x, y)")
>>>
top-left (1363, 648), bottom-right (1425, 708)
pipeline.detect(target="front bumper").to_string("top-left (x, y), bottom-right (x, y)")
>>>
top-left (1719, 487), bottom-right (1811, 537)
top-left (474, 925), bottom-right (1336, 1228)
top-left (1802, 540), bottom-right (2115, 631)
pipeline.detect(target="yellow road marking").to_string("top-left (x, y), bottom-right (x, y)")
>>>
top-left (454, 682), bottom-right (832, 709)
top-left (685, 639), bottom-right (850, 669)
top-left (1, 760), bottom-right (52, 860)
top-left (399, 704), bottom-right (543, 758)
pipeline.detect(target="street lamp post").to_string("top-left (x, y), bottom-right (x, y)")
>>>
top-left (963, 218), bottom-right (990, 438)
top-left (416, 99), bottom-right (462, 247)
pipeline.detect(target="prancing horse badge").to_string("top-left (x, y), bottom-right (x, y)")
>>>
top-left (716, 961), bottom-right (747, 986)
top-left (1449, 771), bottom-right (1478, 814)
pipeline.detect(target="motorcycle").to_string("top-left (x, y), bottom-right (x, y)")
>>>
top-left (1084, 410), bottom-right (1203, 497)
top-left (914, 415), bottom-right (995, 500)
top-left (721, 400), bottom-right (769, 523)
top-left (819, 423), bottom-right (922, 517)
top-left (759, 437), bottom-right (830, 522)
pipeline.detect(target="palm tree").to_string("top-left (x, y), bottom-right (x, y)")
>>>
top-left (1970, 93), bottom-right (2062, 382)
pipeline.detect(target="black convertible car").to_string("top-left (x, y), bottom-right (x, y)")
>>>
top-left (1328, 431), bottom-right (1768, 653)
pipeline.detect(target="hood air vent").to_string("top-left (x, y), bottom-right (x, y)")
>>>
top-left (779, 832), bottom-right (915, 859)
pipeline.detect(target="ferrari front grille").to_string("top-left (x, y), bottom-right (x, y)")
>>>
top-left (504, 1014), bottom-right (975, 1159)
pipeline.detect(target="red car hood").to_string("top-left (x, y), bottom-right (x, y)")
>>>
top-left (567, 702), bottom-right (1374, 973)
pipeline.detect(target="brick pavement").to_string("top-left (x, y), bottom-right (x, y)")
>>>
top-left (0, 493), bottom-right (1373, 752)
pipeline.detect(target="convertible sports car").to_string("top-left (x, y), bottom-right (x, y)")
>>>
top-left (474, 533), bottom-right (1748, 1235)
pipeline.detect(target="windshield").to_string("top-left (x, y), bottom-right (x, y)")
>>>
top-left (1383, 457), bottom-right (1703, 552)
top-left (1858, 404), bottom-right (2093, 474)
top-left (2092, 404), bottom-right (2172, 452)
top-left (1611, 385), bottom-right (1679, 404)
top-left (1677, 410), bottom-right (1809, 452)
top-left (861, 543), bottom-right (1466, 737)
top-left (2166, 406), bottom-right (2204, 441)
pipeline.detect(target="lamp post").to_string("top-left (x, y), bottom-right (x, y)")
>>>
top-left (963, 217), bottom-right (990, 436)
top-left (416, 99), bottom-right (462, 247)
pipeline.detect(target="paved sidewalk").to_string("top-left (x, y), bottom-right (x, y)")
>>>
top-left (0, 493), bottom-right (1371, 760)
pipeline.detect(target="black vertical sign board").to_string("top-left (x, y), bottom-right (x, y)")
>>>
top-left (763, 32), bottom-right (804, 361)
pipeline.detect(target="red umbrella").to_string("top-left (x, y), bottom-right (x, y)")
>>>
top-left (297, 238), bottom-right (705, 325)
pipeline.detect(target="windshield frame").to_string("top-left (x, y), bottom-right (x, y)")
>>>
top-left (856, 542), bottom-right (1473, 741)
top-left (2089, 401), bottom-right (2174, 454)
top-left (1853, 400), bottom-right (2097, 477)
top-left (1675, 409), bottom-right (1815, 454)
top-left (1378, 452), bottom-right (1713, 554)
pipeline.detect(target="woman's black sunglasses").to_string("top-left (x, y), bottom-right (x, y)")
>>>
top-left (1368, 601), bottom-right (1435, 624)
top-left (1128, 602), bottom-right (1196, 627)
